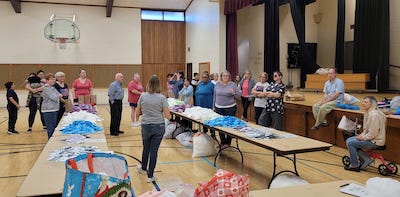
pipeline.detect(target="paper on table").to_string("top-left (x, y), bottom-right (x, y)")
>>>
top-left (340, 183), bottom-right (366, 197)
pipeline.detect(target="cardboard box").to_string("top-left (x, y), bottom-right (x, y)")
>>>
top-left (285, 91), bottom-right (305, 101)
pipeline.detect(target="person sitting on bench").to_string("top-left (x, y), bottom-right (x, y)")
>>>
top-left (344, 96), bottom-right (386, 172)
top-left (311, 68), bottom-right (344, 130)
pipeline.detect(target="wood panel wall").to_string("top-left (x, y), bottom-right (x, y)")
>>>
top-left (0, 64), bottom-right (141, 89)
top-left (142, 20), bottom-right (186, 64)
top-left (141, 20), bottom-right (186, 92)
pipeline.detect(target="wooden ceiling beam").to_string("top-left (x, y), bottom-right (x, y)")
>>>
top-left (106, 0), bottom-right (113, 17)
top-left (10, 0), bottom-right (21, 13)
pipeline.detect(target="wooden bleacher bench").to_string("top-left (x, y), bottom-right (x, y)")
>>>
top-left (305, 73), bottom-right (370, 91)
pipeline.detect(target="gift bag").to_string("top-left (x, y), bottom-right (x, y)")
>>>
top-left (63, 153), bottom-right (135, 197)
top-left (194, 169), bottom-right (249, 197)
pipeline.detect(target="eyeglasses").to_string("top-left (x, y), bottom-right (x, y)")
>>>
top-left (273, 75), bottom-right (279, 77)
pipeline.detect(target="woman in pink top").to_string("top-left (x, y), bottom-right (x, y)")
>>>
top-left (238, 69), bottom-right (255, 121)
top-left (72, 69), bottom-right (93, 103)
top-left (128, 73), bottom-right (144, 127)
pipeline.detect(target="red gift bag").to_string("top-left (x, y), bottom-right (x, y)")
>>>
top-left (194, 169), bottom-right (249, 197)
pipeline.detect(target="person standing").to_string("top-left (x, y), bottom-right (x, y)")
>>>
top-left (259, 71), bottom-right (286, 130)
top-left (5, 82), bottom-right (20, 135)
top-left (195, 72), bottom-right (214, 109)
top-left (213, 71), bottom-right (241, 147)
top-left (54, 72), bottom-right (69, 126)
top-left (345, 96), bottom-right (386, 171)
top-left (191, 73), bottom-right (200, 104)
top-left (238, 69), bottom-right (256, 122)
top-left (41, 73), bottom-right (62, 139)
top-left (26, 71), bottom-right (46, 133)
top-left (179, 78), bottom-right (194, 105)
top-left (211, 73), bottom-right (219, 85)
top-left (128, 73), bottom-right (144, 127)
top-left (72, 69), bottom-right (93, 103)
top-left (135, 75), bottom-right (171, 183)
top-left (168, 72), bottom-right (183, 99)
top-left (311, 68), bottom-right (344, 130)
top-left (251, 72), bottom-right (269, 125)
top-left (108, 73), bottom-right (124, 136)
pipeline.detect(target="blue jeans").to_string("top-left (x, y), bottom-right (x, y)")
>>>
top-left (43, 111), bottom-right (58, 139)
top-left (141, 123), bottom-right (165, 178)
top-left (346, 136), bottom-right (377, 167)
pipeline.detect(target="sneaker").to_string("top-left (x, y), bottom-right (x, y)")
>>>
top-left (311, 125), bottom-right (319, 131)
top-left (27, 128), bottom-right (32, 133)
top-left (118, 130), bottom-right (125, 134)
top-left (131, 122), bottom-right (141, 127)
top-left (344, 165), bottom-right (360, 172)
top-left (136, 164), bottom-right (147, 175)
top-left (319, 122), bottom-right (329, 127)
top-left (7, 130), bottom-right (19, 135)
top-left (146, 176), bottom-right (157, 183)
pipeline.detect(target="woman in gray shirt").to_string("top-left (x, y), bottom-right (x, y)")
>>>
top-left (213, 70), bottom-right (241, 148)
top-left (135, 75), bottom-right (171, 183)
top-left (41, 73), bottom-right (62, 139)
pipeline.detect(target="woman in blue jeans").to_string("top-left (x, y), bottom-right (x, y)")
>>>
top-left (41, 73), bottom-right (62, 139)
top-left (345, 96), bottom-right (386, 172)
top-left (135, 75), bottom-right (171, 183)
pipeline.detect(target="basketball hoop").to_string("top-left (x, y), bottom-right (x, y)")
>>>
top-left (57, 38), bottom-right (67, 49)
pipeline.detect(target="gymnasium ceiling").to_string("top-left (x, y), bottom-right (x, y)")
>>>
top-left (8, 0), bottom-right (194, 16)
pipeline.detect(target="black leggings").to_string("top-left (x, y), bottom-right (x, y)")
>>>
top-left (7, 105), bottom-right (18, 131)
top-left (28, 97), bottom-right (46, 128)
top-left (241, 96), bottom-right (251, 119)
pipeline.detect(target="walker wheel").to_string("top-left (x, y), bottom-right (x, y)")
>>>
top-left (342, 156), bottom-right (350, 167)
top-left (378, 164), bottom-right (390, 176)
top-left (387, 163), bottom-right (398, 174)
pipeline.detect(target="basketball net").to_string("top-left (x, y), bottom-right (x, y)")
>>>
top-left (57, 38), bottom-right (67, 49)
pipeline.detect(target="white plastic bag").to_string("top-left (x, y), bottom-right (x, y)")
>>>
top-left (192, 133), bottom-right (217, 157)
top-left (163, 123), bottom-right (177, 139)
top-left (365, 177), bottom-right (400, 197)
top-left (175, 132), bottom-right (193, 147)
top-left (174, 184), bottom-right (195, 197)
top-left (338, 115), bottom-right (357, 131)
top-left (390, 96), bottom-right (400, 110)
top-left (269, 174), bottom-right (309, 189)
top-left (344, 93), bottom-right (360, 104)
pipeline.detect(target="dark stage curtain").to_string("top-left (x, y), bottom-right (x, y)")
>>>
top-left (353, 0), bottom-right (389, 91)
top-left (226, 13), bottom-right (239, 78)
top-left (289, 0), bottom-right (319, 88)
top-left (264, 0), bottom-right (280, 81)
top-left (224, 0), bottom-right (263, 14)
top-left (335, 0), bottom-right (345, 74)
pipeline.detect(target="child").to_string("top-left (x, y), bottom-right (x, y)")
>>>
top-left (5, 81), bottom-right (20, 134)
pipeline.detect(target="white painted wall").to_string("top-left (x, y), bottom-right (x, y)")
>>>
top-left (390, 0), bottom-right (400, 90)
top-left (316, 0), bottom-right (337, 68)
top-left (0, 2), bottom-right (141, 64)
top-left (237, 4), bottom-right (264, 77)
top-left (186, 0), bottom-right (222, 75)
top-left (236, 3), bottom-right (318, 88)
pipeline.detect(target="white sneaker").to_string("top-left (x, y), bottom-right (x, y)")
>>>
top-left (146, 176), bottom-right (157, 183)
top-left (131, 122), bottom-right (141, 127)
top-left (136, 164), bottom-right (147, 175)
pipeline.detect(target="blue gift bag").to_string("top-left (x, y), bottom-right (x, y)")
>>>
top-left (63, 153), bottom-right (135, 197)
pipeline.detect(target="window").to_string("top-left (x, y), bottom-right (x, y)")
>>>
top-left (163, 12), bottom-right (185, 21)
top-left (141, 10), bottom-right (185, 21)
